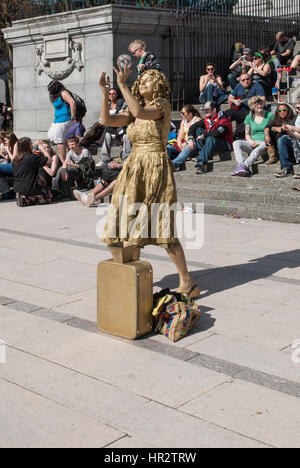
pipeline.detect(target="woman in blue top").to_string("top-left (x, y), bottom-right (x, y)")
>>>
top-left (47, 80), bottom-right (76, 164)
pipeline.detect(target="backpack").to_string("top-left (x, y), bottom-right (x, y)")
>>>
top-left (67, 91), bottom-right (87, 121)
top-left (77, 157), bottom-right (96, 190)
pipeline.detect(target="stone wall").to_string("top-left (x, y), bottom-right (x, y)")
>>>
top-left (3, 5), bottom-right (171, 139)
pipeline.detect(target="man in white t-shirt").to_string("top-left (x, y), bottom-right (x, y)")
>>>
top-left (52, 137), bottom-right (93, 197)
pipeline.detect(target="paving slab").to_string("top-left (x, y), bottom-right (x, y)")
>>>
top-left (186, 334), bottom-right (300, 384)
top-left (0, 259), bottom-right (97, 295)
top-left (181, 380), bottom-right (300, 448)
top-left (0, 378), bottom-right (123, 448)
top-left (110, 401), bottom-right (269, 448)
top-left (0, 278), bottom-right (80, 310)
top-left (0, 347), bottom-right (148, 425)
top-left (0, 310), bottom-right (230, 409)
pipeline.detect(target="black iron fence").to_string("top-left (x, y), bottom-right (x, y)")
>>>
top-left (38, 0), bottom-right (239, 13)
top-left (170, 0), bottom-right (300, 109)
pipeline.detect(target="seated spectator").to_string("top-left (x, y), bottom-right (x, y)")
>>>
top-left (231, 97), bottom-right (274, 177)
top-left (274, 101), bottom-right (300, 178)
top-left (36, 141), bottom-right (61, 188)
top-left (96, 90), bottom-right (131, 167)
top-left (13, 138), bottom-right (53, 207)
top-left (248, 52), bottom-right (276, 96)
top-left (0, 133), bottom-right (19, 178)
top-left (228, 47), bottom-right (253, 90)
top-left (52, 136), bottom-right (94, 198)
top-left (199, 64), bottom-right (228, 106)
top-left (167, 105), bottom-right (201, 169)
top-left (271, 31), bottom-right (295, 88)
top-left (264, 103), bottom-right (295, 165)
top-left (186, 101), bottom-right (233, 175)
top-left (0, 131), bottom-right (16, 201)
top-left (271, 32), bottom-right (295, 67)
top-left (128, 39), bottom-right (162, 77)
top-left (73, 160), bottom-right (123, 207)
top-left (225, 74), bottom-right (265, 139)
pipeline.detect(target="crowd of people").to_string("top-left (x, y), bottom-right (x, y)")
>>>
top-left (168, 31), bottom-right (300, 179)
top-left (0, 33), bottom-right (300, 207)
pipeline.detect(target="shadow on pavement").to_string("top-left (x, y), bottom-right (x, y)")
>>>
top-left (155, 249), bottom-right (300, 301)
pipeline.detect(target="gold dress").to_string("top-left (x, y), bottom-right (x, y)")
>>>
top-left (101, 97), bottom-right (179, 248)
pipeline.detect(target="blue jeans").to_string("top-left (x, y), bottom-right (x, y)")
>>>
top-left (199, 84), bottom-right (228, 105)
top-left (167, 144), bottom-right (180, 161)
top-left (195, 128), bottom-right (230, 166)
top-left (172, 145), bottom-right (194, 169)
top-left (0, 163), bottom-right (13, 178)
top-left (278, 135), bottom-right (294, 170)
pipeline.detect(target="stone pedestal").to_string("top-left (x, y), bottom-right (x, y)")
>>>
top-left (3, 5), bottom-right (171, 139)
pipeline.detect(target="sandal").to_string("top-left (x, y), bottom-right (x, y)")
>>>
top-left (176, 284), bottom-right (201, 299)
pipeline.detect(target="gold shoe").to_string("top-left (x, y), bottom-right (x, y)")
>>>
top-left (176, 284), bottom-right (201, 299)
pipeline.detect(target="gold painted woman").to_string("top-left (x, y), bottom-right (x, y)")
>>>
top-left (99, 65), bottom-right (200, 299)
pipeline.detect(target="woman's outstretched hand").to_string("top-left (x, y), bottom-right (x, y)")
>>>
top-left (99, 72), bottom-right (111, 92)
top-left (113, 62), bottom-right (132, 88)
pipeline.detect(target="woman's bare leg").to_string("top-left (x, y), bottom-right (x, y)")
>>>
top-left (166, 242), bottom-right (200, 296)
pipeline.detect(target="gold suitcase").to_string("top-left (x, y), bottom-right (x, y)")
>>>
top-left (97, 260), bottom-right (153, 340)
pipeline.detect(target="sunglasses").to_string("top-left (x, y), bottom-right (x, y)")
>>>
top-left (241, 78), bottom-right (251, 82)
top-left (296, 107), bottom-right (300, 111)
top-left (132, 48), bottom-right (142, 55)
top-left (109, 93), bottom-right (117, 95)
top-left (207, 68), bottom-right (215, 71)
top-left (277, 109), bottom-right (288, 113)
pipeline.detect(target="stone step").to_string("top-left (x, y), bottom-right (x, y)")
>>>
top-left (179, 197), bottom-right (300, 224)
top-left (175, 171), bottom-right (300, 189)
top-left (176, 183), bottom-right (300, 208)
top-left (177, 158), bottom-right (286, 177)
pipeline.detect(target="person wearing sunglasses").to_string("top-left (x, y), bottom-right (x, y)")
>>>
top-left (96, 89), bottom-right (129, 168)
top-left (248, 52), bottom-right (276, 96)
top-left (199, 64), bottom-right (228, 106)
top-left (264, 103), bottom-right (295, 165)
top-left (231, 97), bottom-right (274, 177)
top-left (274, 102), bottom-right (300, 178)
top-left (128, 40), bottom-right (161, 78)
top-left (226, 74), bottom-right (266, 140)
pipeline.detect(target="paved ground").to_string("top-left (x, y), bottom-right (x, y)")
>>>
top-left (0, 199), bottom-right (299, 448)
